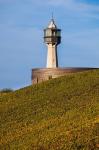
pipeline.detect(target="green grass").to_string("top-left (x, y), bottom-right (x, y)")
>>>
top-left (0, 70), bottom-right (99, 150)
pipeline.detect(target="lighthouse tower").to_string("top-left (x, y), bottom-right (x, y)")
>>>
top-left (44, 19), bottom-right (61, 68)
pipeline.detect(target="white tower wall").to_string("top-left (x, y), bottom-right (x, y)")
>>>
top-left (47, 44), bottom-right (58, 68)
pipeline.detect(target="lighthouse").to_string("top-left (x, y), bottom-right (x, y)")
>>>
top-left (32, 18), bottom-right (94, 84)
top-left (44, 19), bottom-right (61, 68)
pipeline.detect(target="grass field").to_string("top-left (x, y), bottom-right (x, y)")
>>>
top-left (0, 69), bottom-right (99, 150)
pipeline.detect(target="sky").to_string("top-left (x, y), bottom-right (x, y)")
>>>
top-left (0, 0), bottom-right (99, 89)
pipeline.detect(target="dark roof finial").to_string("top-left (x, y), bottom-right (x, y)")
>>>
top-left (52, 12), bottom-right (54, 20)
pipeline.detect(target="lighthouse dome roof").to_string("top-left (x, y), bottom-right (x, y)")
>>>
top-left (48, 19), bottom-right (57, 29)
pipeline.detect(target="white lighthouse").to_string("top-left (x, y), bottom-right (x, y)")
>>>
top-left (44, 19), bottom-right (61, 68)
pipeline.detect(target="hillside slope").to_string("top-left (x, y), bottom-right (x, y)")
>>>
top-left (0, 70), bottom-right (99, 150)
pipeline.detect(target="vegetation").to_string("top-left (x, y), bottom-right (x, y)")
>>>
top-left (0, 69), bottom-right (99, 150)
top-left (0, 89), bottom-right (13, 96)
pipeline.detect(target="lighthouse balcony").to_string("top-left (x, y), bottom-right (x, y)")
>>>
top-left (44, 36), bottom-right (61, 44)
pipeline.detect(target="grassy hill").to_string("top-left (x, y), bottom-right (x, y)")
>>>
top-left (0, 70), bottom-right (99, 150)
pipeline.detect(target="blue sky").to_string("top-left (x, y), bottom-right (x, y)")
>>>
top-left (0, 0), bottom-right (99, 89)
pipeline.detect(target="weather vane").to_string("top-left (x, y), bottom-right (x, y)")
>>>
top-left (52, 12), bottom-right (54, 20)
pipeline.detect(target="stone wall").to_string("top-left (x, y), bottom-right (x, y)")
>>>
top-left (31, 67), bottom-right (97, 84)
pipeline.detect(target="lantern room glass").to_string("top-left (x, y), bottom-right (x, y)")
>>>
top-left (44, 29), bottom-right (61, 37)
top-left (44, 29), bottom-right (52, 37)
top-left (57, 30), bottom-right (61, 37)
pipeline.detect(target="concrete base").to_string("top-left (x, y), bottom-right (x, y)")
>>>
top-left (31, 67), bottom-right (98, 84)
